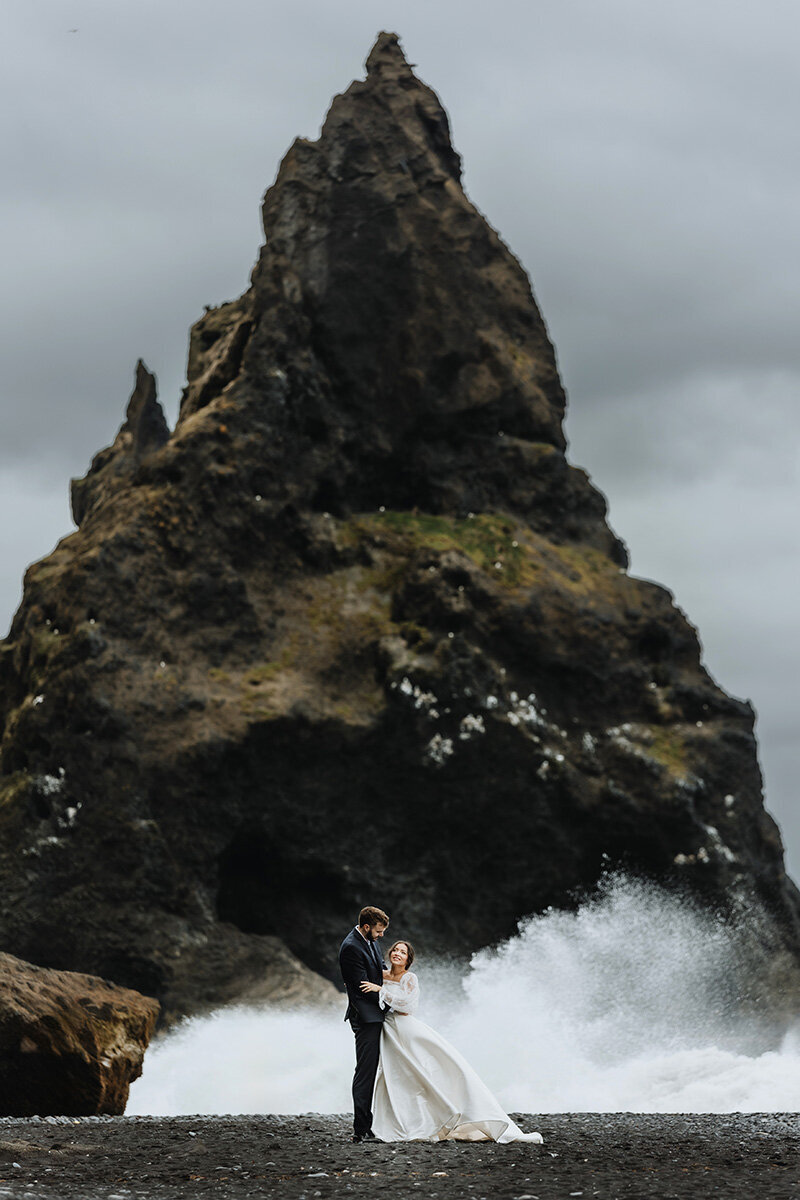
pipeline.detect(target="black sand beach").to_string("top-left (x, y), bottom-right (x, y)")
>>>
top-left (0, 1113), bottom-right (797, 1199)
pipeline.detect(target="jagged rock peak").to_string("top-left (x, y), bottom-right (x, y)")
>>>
top-left (86, 32), bottom-right (578, 541)
top-left (316, 29), bottom-right (463, 185)
top-left (123, 360), bottom-right (169, 456)
top-left (71, 360), bottom-right (169, 527)
top-left (365, 30), bottom-right (411, 74)
top-left (172, 30), bottom-right (593, 538)
top-left (360, 31), bottom-right (458, 182)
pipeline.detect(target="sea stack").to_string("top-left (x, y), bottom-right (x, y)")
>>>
top-left (0, 32), bottom-right (798, 1016)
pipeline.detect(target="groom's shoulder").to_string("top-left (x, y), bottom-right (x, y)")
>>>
top-left (339, 927), bottom-right (359, 954)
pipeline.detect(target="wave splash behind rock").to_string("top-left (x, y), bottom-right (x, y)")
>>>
top-left (129, 878), bottom-right (800, 1115)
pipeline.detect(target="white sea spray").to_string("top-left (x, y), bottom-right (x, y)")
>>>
top-left (129, 876), bottom-right (800, 1116)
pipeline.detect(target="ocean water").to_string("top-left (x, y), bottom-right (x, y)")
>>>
top-left (127, 877), bottom-right (800, 1114)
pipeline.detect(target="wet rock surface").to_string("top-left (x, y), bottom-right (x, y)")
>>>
top-left (0, 1113), bottom-right (796, 1198)
top-left (0, 954), bottom-right (158, 1116)
top-left (0, 30), bottom-right (799, 1020)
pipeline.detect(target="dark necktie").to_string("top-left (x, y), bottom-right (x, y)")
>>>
top-left (369, 938), bottom-right (382, 972)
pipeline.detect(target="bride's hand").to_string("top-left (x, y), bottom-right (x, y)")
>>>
top-left (359, 981), bottom-right (381, 993)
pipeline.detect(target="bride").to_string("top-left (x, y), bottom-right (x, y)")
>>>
top-left (360, 940), bottom-right (543, 1144)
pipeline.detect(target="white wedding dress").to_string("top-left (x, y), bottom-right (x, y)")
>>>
top-left (371, 971), bottom-right (543, 1143)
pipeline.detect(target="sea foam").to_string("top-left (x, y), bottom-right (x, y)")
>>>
top-left (128, 876), bottom-right (800, 1114)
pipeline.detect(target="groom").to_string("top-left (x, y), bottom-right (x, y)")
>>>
top-left (339, 905), bottom-right (390, 1142)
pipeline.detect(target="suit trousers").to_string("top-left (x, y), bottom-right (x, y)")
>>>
top-left (350, 1019), bottom-right (382, 1136)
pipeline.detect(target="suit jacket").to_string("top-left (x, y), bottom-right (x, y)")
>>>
top-left (339, 927), bottom-right (387, 1025)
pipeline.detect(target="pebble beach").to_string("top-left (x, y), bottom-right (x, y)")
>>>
top-left (0, 1113), bottom-right (798, 1199)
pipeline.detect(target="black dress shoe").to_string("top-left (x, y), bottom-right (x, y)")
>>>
top-left (364, 1131), bottom-right (377, 1139)
top-left (351, 1134), bottom-right (366, 1143)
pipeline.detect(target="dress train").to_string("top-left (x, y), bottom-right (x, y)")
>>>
top-left (371, 971), bottom-right (543, 1144)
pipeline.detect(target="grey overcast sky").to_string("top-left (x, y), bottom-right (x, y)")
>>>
top-left (2, 2), bottom-right (798, 873)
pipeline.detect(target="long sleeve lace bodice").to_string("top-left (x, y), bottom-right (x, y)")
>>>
top-left (379, 970), bottom-right (419, 1015)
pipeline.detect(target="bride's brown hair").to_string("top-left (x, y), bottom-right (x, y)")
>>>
top-left (388, 940), bottom-right (415, 968)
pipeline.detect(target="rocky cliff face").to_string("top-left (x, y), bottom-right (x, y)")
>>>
top-left (1, 33), bottom-right (798, 1017)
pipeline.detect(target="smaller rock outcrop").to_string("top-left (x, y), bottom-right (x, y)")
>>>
top-left (157, 922), bottom-right (343, 1025)
top-left (0, 953), bottom-right (159, 1116)
top-left (70, 360), bottom-right (169, 527)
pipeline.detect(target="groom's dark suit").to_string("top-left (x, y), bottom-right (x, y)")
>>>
top-left (339, 927), bottom-right (387, 1138)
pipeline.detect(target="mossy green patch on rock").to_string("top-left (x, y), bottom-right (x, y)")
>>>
top-left (244, 656), bottom-right (291, 686)
top-left (647, 726), bottom-right (690, 776)
top-left (345, 509), bottom-right (537, 589)
top-left (207, 666), bottom-right (231, 683)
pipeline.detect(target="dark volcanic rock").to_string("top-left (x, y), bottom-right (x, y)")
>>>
top-left (71, 360), bottom-right (169, 527)
top-left (0, 32), bottom-right (799, 1016)
top-left (0, 952), bottom-right (158, 1115)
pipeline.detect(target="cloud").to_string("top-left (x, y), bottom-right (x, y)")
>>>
top-left (0, 466), bottom-right (72, 635)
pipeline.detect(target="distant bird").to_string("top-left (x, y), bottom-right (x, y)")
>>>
top-left (67, 28), bottom-right (78, 33)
